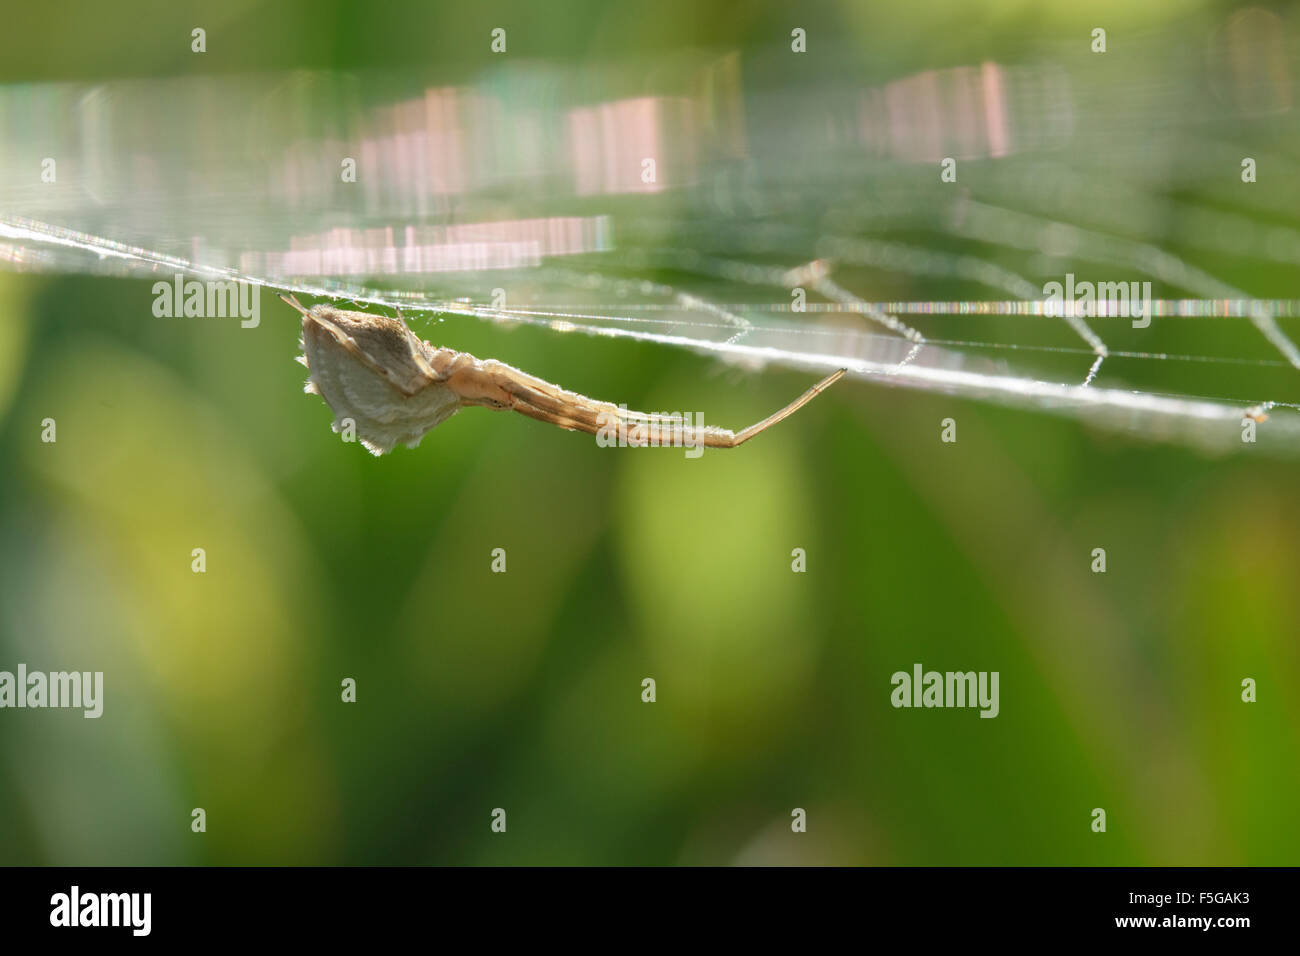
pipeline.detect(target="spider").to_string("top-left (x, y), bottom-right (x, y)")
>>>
top-left (280, 294), bottom-right (845, 456)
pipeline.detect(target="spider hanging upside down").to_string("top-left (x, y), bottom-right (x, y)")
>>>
top-left (280, 294), bottom-right (846, 456)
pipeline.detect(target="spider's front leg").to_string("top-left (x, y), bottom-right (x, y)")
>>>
top-left (474, 359), bottom-right (617, 434)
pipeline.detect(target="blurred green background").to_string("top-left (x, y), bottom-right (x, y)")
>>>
top-left (1, 0), bottom-right (1298, 865)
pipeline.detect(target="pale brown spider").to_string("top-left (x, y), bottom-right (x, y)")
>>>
top-left (281, 294), bottom-right (845, 456)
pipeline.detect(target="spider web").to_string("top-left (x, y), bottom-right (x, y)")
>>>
top-left (6, 210), bottom-right (1295, 456)
top-left (3, 15), bottom-right (1300, 454)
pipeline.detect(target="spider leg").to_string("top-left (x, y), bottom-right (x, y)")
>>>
top-left (474, 362), bottom-right (678, 442)
top-left (477, 360), bottom-right (617, 432)
top-left (279, 292), bottom-right (310, 316)
top-left (726, 367), bottom-right (846, 446)
top-left (508, 399), bottom-right (597, 434)
top-left (481, 361), bottom-right (846, 448)
top-left (505, 393), bottom-right (699, 447)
